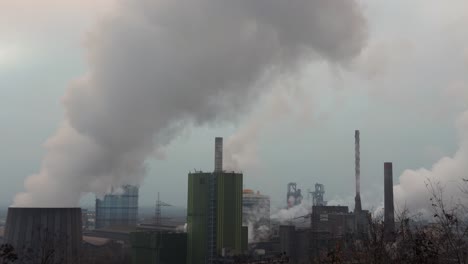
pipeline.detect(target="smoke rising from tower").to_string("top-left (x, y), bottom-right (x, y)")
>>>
top-left (14, 0), bottom-right (367, 206)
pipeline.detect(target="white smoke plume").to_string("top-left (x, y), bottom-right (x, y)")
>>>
top-left (14, 0), bottom-right (367, 206)
top-left (394, 110), bottom-right (468, 217)
top-left (243, 190), bottom-right (271, 242)
top-left (270, 202), bottom-right (310, 224)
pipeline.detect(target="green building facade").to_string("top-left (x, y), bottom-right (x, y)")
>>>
top-left (187, 172), bottom-right (212, 264)
top-left (187, 171), bottom-right (243, 264)
top-left (216, 172), bottom-right (243, 255)
top-left (130, 231), bottom-right (187, 264)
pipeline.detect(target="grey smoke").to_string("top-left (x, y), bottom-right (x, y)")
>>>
top-left (14, 0), bottom-right (367, 206)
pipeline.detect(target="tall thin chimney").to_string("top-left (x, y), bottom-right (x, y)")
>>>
top-left (354, 130), bottom-right (362, 212)
top-left (214, 137), bottom-right (223, 172)
top-left (384, 162), bottom-right (395, 240)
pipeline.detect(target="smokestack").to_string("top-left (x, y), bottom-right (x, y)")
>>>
top-left (384, 162), bottom-right (395, 240)
top-left (354, 130), bottom-right (362, 212)
top-left (215, 137), bottom-right (223, 172)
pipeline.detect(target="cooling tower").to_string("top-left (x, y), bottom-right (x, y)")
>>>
top-left (4, 207), bottom-right (82, 263)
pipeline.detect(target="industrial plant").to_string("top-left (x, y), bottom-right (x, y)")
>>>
top-left (0, 132), bottom-right (415, 264)
top-left (242, 189), bottom-right (270, 242)
top-left (95, 185), bottom-right (139, 229)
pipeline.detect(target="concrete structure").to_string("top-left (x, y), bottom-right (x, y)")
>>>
top-left (95, 185), bottom-right (139, 229)
top-left (384, 162), bottom-right (395, 240)
top-left (279, 225), bottom-right (295, 259)
top-left (130, 231), bottom-right (187, 264)
top-left (242, 189), bottom-right (270, 242)
top-left (310, 206), bottom-right (355, 236)
top-left (241, 226), bottom-right (248, 253)
top-left (4, 207), bottom-right (82, 263)
top-left (187, 137), bottom-right (244, 264)
top-left (279, 225), bottom-right (309, 264)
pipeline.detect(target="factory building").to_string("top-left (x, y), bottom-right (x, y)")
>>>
top-left (309, 205), bottom-right (355, 259)
top-left (130, 231), bottom-right (187, 264)
top-left (95, 185), bottom-right (139, 229)
top-left (243, 189), bottom-right (270, 242)
top-left (4, 207), bottom-right (82, 263)
top-left (187, 137), bottom-right (246, 264)
top-left (304, 131), bottom-right (371, 259)
top-left (278, 225), bottom-right (310, 264)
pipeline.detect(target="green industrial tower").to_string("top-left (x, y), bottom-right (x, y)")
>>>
top-left (186, 137), bottom-right (244, 264)
top-left (187, 172), bottom-right (212, 264)
top-left (216, 171), bottom-right (243, 254)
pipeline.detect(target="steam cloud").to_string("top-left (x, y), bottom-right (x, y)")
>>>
top-left (271, 202), bottom-right (310, 223)
top-left (14, 0), bottom-right (367, 206)
top-left (394, 110), bottom-right (468, 216)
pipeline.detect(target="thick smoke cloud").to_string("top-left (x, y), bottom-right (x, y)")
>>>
top-left (394, 110), bottom-right (468, 217)
top-left (14, 0), bottom-right (367, 206)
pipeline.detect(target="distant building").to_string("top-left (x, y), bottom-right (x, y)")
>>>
top-left (309, 183), bottom-right (327, 206)
top-left (95, 185), bottom-right (139, 229)
top-left (287, 183), bottom-right (303, 208)
top-left (243, 189), bottom-right (270, 242)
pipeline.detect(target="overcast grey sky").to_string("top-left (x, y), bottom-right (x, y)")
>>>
top-left (0, 0), bottom-right (467, 212)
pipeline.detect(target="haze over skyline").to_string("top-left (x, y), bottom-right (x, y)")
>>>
top-left (1, 0), bottom-right (467, 213)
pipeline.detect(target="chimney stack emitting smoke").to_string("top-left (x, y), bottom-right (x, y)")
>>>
top-left (215, 137), bottom-right (223, 172)
top-left (354, 130), bottom-right (362, 212)
top-left (384, 162), bottom-right (395, 240)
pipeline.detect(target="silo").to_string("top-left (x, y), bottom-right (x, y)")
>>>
top-left (4, 207), bottom-right (82, 264)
